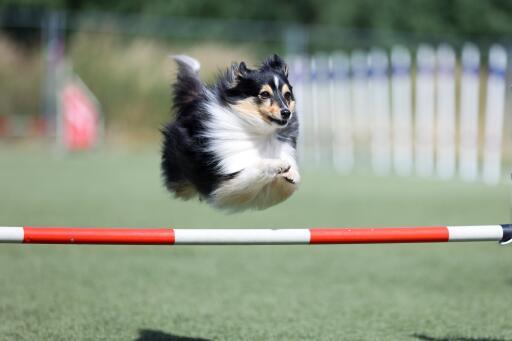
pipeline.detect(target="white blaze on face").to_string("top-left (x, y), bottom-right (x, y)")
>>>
top-left (274, 75), bottom-right (280, 90)
top-left (273, 74), bottom-right (290, 112)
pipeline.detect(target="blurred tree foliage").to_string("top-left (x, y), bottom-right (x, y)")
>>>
top-left (2, 0), bottom-right (512, 39)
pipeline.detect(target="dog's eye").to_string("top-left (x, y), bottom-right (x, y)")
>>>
top-left (284, 91), bottom-right (292, 101)
top-left (259, 91), bottom-right (271, 99)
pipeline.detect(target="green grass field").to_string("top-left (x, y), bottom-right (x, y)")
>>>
top-left (0, 147), bottom-right (510, 341)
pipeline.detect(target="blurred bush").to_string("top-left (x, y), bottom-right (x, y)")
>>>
top-left (4, 0), bottom-right (512, 39)
top-left (0, 31), bottom-right (257, 138)
top-left (0, 36), bottom-right (42, 117)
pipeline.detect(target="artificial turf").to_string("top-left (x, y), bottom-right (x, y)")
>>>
top-left (0, 147), bottom-right (510, 341)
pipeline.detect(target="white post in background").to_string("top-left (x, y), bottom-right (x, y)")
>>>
top-left (330, 52), bottom-right (354, 173)
top-left (369, 48), bottom-right (391, 175)
top-left (289, 55), bottom-right (307, 164)
top-left (415, 44), bottom-right (436, 177)
top-left (482, 44), bottom-right (508, 185)
top-left (459, 43), bottom-right (481, 182)
top-left (313, 54), bottom-right (330, 165)
top-left (391, 45), bottom-right (413, 176)
top-left (436, 44), bottom-right (457, 179)
top-left (309, 56), bottom-right (321, 165)
top-left (350, 50), bottom-right (369, 141)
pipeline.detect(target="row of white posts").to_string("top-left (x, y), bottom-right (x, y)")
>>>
top-left (289, 43), bottom-right (509, 185)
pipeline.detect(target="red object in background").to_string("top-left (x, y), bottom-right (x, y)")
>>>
top-left (0, 116), bottom-right (8, 137)
top-left (61, 83), bottom-right (99, 150)
top-left (29, 116), bottom-right (47, 137)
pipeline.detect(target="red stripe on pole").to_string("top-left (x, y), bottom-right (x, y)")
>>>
top-left (309, 227), bottom-right (449, 244)
top-left (23, 227), bottom-right (175, 244)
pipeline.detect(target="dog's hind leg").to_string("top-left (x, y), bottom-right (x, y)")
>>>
top-left (210, 159), bottom-right (291, 210)
top-left (167, 181), bottom-right (198, 200)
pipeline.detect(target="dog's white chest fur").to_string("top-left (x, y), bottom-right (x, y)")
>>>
top-left (204, 100), bottom-right (296, 175)
top-left (202, 99), bottom-right (299, 210)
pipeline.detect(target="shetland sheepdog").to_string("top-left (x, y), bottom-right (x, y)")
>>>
top-left (161, 54), bottom-right (299, 211)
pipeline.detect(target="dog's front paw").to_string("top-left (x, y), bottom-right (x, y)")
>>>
top-left (264, 159), bottom-right (291, 176)
top-left (281, 167), bottom-right (300, 185)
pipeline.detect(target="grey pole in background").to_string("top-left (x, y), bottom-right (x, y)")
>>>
top-left (42, 11), bottom-right (65, 137)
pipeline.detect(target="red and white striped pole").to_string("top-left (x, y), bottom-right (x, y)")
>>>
top-left (0, 225), bottom-right (510, 245)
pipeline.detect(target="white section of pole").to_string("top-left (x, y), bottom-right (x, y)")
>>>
top-left (0, 227), bottom-right (24, 243)
top-left (447, 225), bottom-right (503, 241)
top-left (173, 229), bottom-right (311, 245)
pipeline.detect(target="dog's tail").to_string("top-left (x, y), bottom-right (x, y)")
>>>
top-left (173, 55), bottom-right (201, 74)
top-left (171, 55), bottom-right (205, 116)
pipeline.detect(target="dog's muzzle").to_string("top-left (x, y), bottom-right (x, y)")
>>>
top-left (268, 109), bottom-right (291, 126)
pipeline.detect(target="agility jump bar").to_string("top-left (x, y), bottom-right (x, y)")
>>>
top-left (0, 225), bottom-right (511, 245)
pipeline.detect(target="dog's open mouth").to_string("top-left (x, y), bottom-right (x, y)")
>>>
top-left (267, 116), bottom-right (288, 126)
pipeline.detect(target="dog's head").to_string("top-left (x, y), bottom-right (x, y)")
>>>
top-left (222, 54), bottom-right (295, 128)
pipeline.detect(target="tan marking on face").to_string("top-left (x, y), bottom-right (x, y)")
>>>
top-left (288, 100), bottom-right (296, 112)
top-left (231, 83), bottom-right (291, 123)
top-left (282, 84), bottom-right (291, 96)
top-left (258, 84), bottom-right (280, 119)
top-left (267, 103), bottom-right (281, 115)
top-left (260, 84), bottom-right (273, 96)
top-left (231, 97), bottom-right (276, 122)
top-left (252, 101), bottom-right (279, 122)
top-left (282, 84), bottom-right (295, 113)
top-left (231, 98), bottom-right (260, 116)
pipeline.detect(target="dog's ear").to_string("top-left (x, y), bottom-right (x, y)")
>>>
top-left (262, 54), bottom-right (289, 77)
top-left (237, 61), bottom-right (250, 78)
top-left (232, 61), bottom-right (251, 79)
top-left (227, 61), bottom-right (251, 87)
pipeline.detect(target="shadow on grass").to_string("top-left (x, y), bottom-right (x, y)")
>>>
top-left (135, 329), bottom-right (211, 341)
top-left (413, 333), bottom-right (511, 341)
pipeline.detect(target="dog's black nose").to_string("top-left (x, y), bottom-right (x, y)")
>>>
top-left (281, 109), bottom-right (291, 120)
